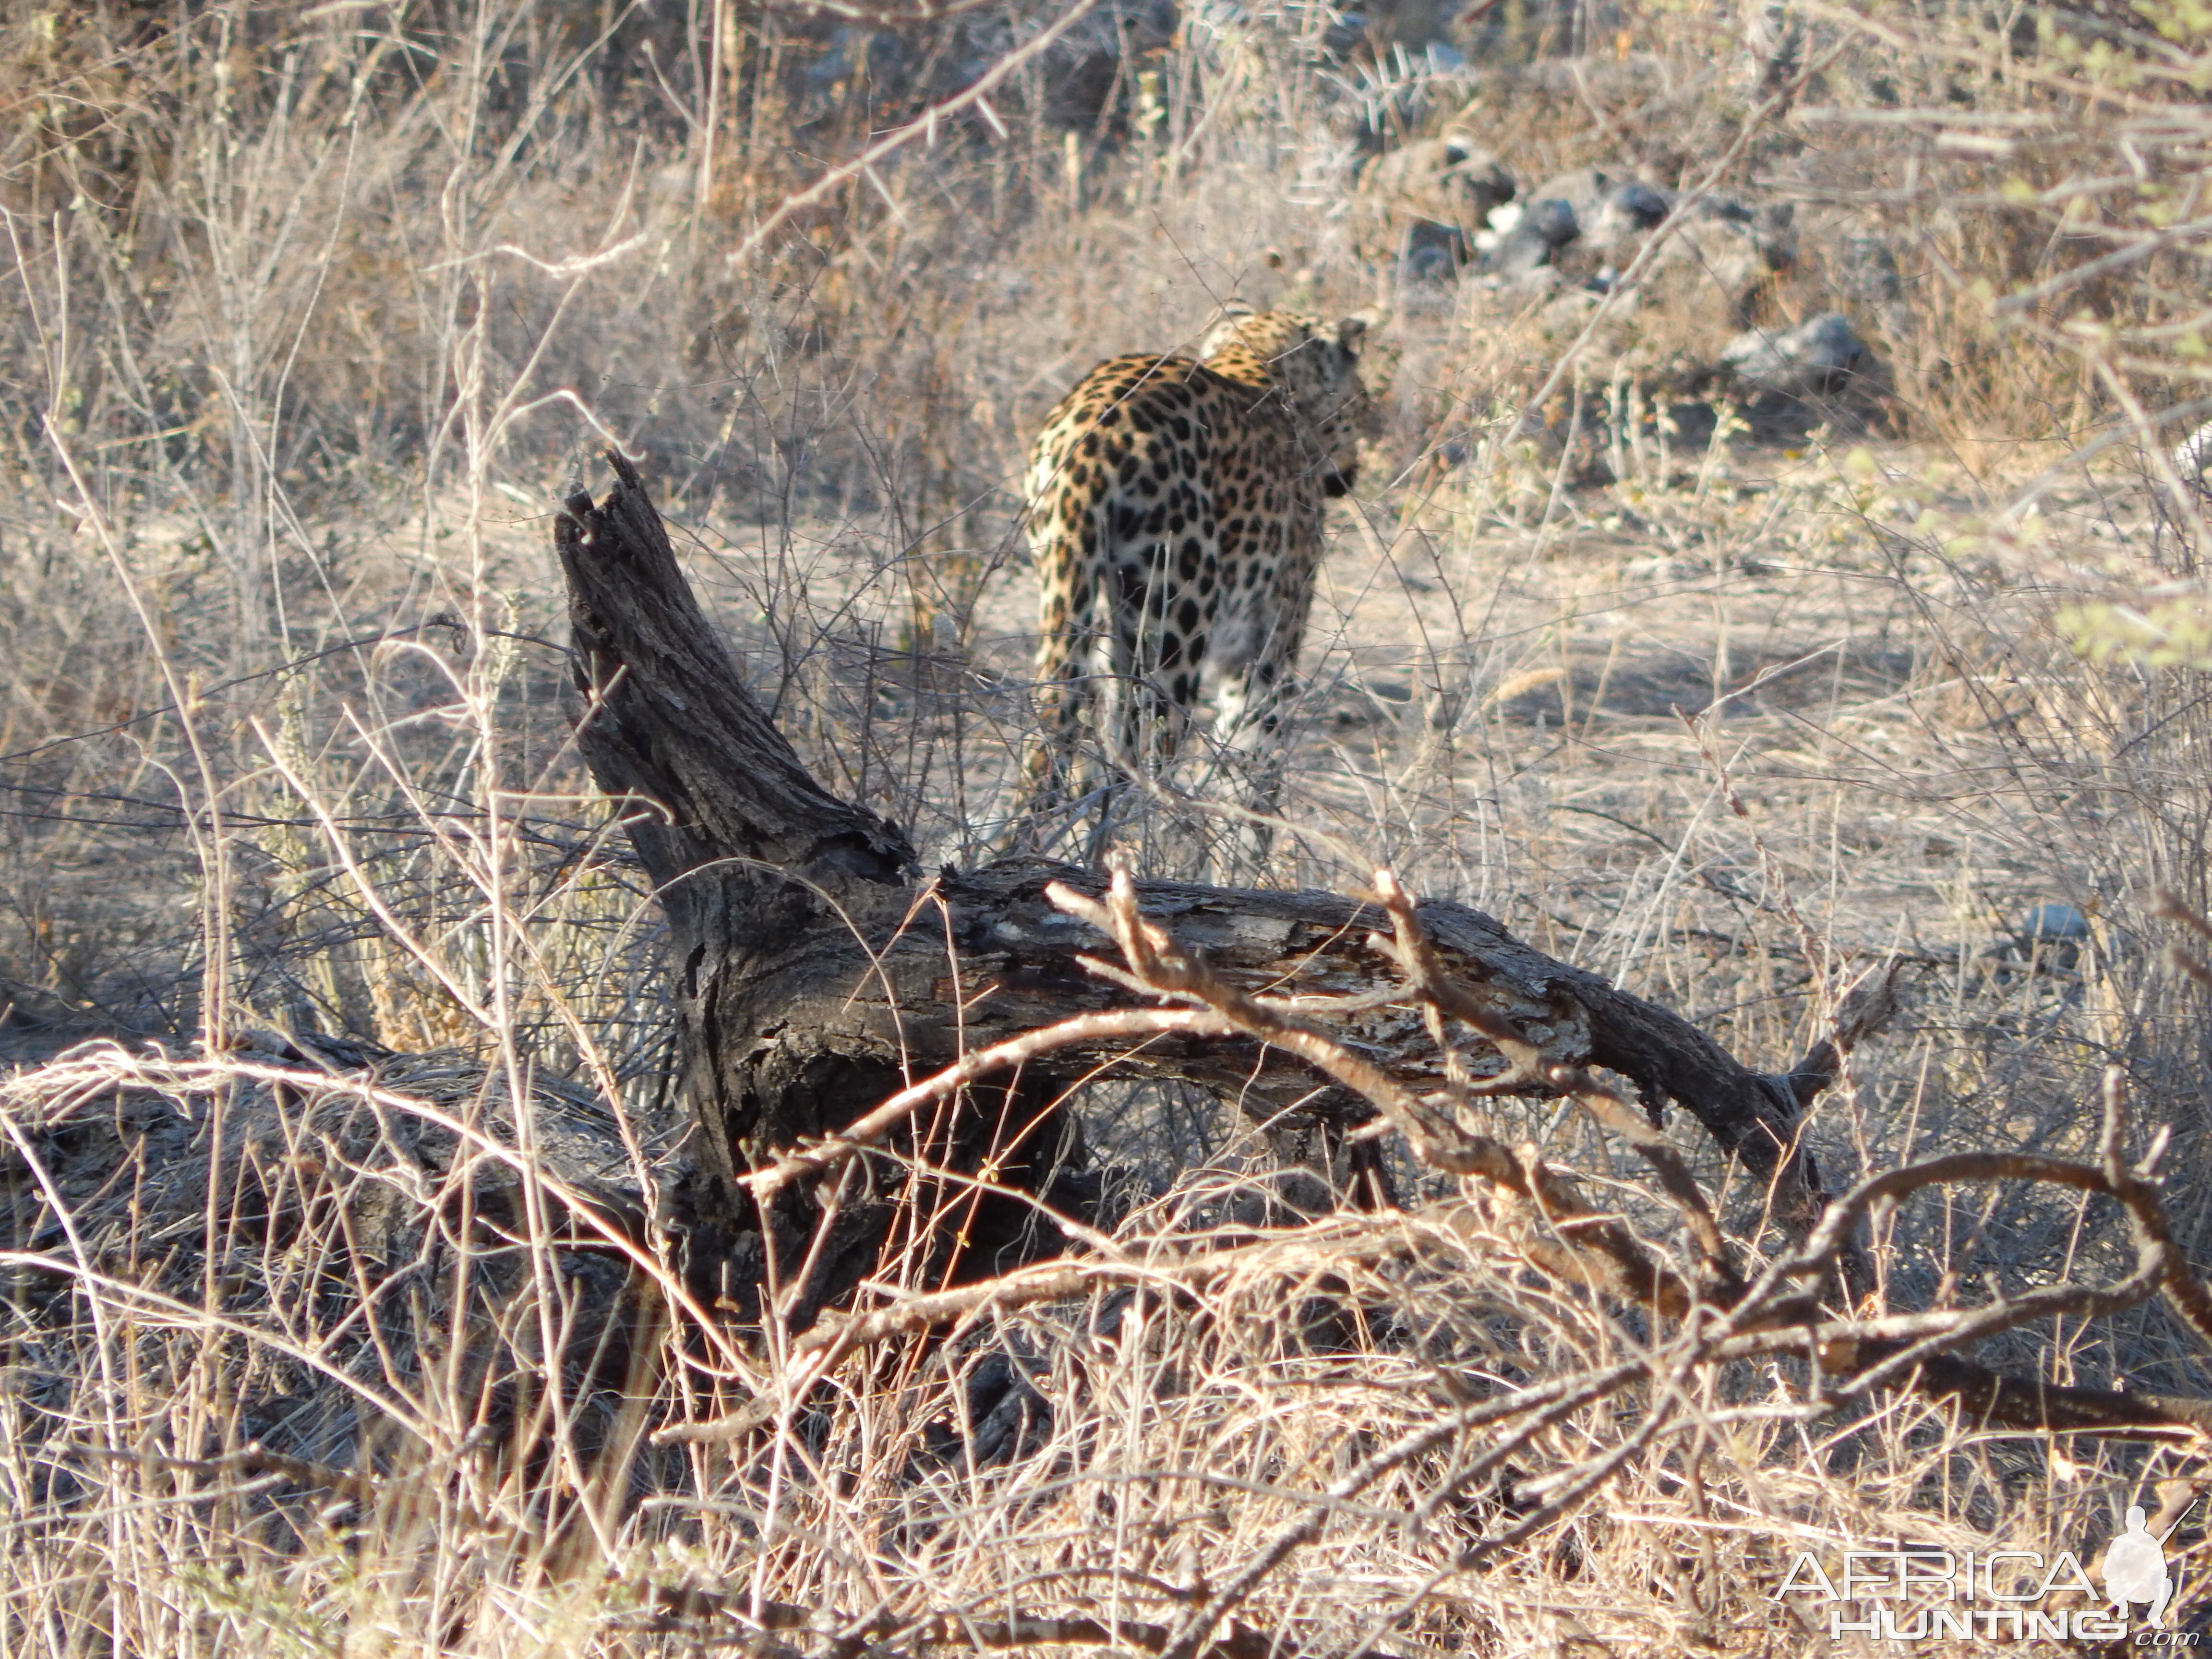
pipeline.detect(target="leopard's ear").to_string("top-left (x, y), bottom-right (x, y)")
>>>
top-left (1337, 311), bottom-right (1381, 353)
top-left (1221, 299), bottom-right (1258, 319)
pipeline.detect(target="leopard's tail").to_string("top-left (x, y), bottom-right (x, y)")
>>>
top-left (1015, 456), bottom-right (1100, 815)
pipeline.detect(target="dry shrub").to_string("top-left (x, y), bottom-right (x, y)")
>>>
top-left (4, 0), bottom-right (2212, 1653)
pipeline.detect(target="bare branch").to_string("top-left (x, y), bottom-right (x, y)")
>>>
top-left (745, 1008), bottom-right (1234, 1200)
top-left (724, 2), bottom-right (1107, 269)
top-left (1366, 868), bottom-right (1741, 1296)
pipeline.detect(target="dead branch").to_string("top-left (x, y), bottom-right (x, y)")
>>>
top-left (723, 1), bottom-right (1108, 269)
top-left (1046, 867), bottom-right (1707, 1318)
top-left (1044, 864), bottom-right (2212, 1449)
top-left (745, 1008), bottom-right (1234, 1201)
top-left (1365, 868), bottom-right (1742, 1296)
top-left (555, 454), bottom-right (1866, 1320)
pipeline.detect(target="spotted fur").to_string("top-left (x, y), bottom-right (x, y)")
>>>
top-left (1018, 306), bottom-right (1373, 816)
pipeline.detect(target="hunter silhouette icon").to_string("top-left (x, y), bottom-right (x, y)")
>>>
top-left (2103, 1505), bottom-right (2174, 1628)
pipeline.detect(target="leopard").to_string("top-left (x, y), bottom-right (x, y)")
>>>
top-left (1016, 305), bottom-right (1375, 830)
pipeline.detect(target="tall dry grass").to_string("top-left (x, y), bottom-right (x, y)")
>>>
top-left (2, 0), bottom-right (2212, 1652)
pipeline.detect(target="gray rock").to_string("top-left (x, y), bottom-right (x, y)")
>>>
top-left (1594, 179), bottom-right (1673, 241)
top-left (1737, 200), bottom-right (1798, 270)
top-left (1528, 166), bottom-right (1621, 222)
top-left (1473, 167), bottom-right (1802, 309)
top-left (1491, 197), bottom-right (1580, 274)
top-left (1651, 205), bottom-right (1792, 328)
top-left (2015, 902), bottom-right (2091, 970)
top-left (1530, 168), bottom-right (1675, 253)
top-left (1360, 135), bottom-right (1516, 224)
top-left (2019, 902), bottom-right (2091, 942)
top-left (1355, 134), bottom-right (1517, 280)
top-left (1720, 312), bottom-right (1873, 398)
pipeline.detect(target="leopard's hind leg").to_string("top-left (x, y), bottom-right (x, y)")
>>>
top-left (1207, 517), bottom-right (1321, 832)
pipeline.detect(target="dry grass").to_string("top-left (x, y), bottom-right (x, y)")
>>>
top-left (4, 0), bottom-right (2212, 1653)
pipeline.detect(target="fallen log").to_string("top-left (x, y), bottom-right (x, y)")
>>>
top-left (554, 454), bottom-right (1847, 1324)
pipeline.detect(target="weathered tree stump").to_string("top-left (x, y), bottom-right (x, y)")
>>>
top-left (555, 455), bottom-right (1838, 1326)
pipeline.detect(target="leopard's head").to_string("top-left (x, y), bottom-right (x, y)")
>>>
top-left (1199, 305), bottom-right (1378, 497)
